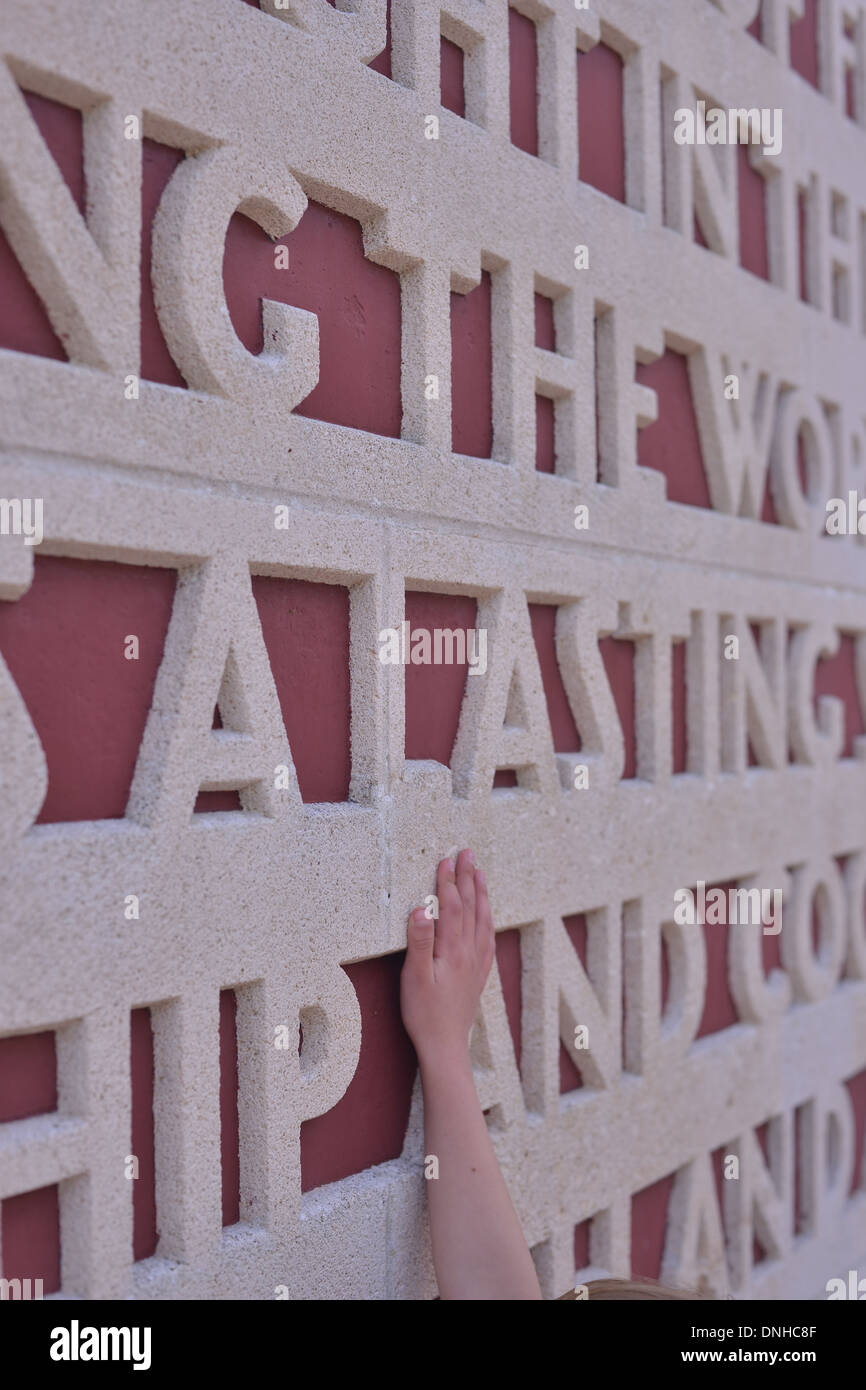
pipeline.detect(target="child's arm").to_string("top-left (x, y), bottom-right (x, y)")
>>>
top-left (400, 849), bottom-right (543, 1301)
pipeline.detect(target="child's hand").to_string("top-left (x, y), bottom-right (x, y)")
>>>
top-left (400, 849), bottom-right (496, 1068)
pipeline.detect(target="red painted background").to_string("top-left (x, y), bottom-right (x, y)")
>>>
top-left (219, 990), bottom-right (241, 1226)
top-left (790, 0), bottom-right (821, 89)
top-left (509, 9), bottom-right (538, 156)
top-left (560, 913), bottom-right (588, 1092)
top-left (300, 954), bottom-right (417, 1190)
top-left (252, 577), bottom-right (351, 803)
top-left (577, 44), bottom-right (625, 203)
top-left (2, 17), bottom-right (864, 1293)
top-left (0, 1184), bottom-right (61, 1294)
top-left (451, 271), bottom-right (493, 458)
top-left (0, 1033), bottom-right (60, 1290)
top-left (440, 37), bottom-right (466, 119)
top-left (534, 293), bottom-right (555, 351)
top-left (224, 201), bottom-right (401, 437)
top-left (0, 92), bottom-right (83, 360)
top-left (0, 1031), bottom-right (57, 1122)
top-left (131, 1007), bottom-right (158, 1261)
top-left (0, 556), bottom-right (177, 822)
top-left (636, 350), bottom-right (710, 509)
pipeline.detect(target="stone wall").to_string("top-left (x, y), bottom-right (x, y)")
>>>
top-left (1, 0), bottom-right (865, 1300)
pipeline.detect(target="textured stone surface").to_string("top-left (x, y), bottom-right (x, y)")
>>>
top-left (0, 0), bottom-right (866, 1302)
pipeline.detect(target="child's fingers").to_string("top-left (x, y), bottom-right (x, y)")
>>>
top-left (455, 848), bottom-right (476, 934)
top-left (405, 907), bottom-right (435, 974)
top-left (435, 857), bottom-right (463, 952)
top-left (475, 868), bottom-right (495, 965)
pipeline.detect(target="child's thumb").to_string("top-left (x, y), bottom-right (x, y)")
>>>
top-left (408, 909), bottom-right (435, 956)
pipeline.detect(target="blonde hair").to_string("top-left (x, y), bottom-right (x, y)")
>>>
top-left (559, 1277), bottom-right (712, 1301)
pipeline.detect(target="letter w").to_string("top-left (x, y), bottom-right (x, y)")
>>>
top-left (689, 352), bottom-right (776, 518)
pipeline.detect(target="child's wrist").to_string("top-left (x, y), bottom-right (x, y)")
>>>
top-left (416, 1040), bottom-right (473, 1077)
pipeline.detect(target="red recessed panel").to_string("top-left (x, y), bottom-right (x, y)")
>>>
top-left (194, 790), bottom-right (244, 813)
top-left (196, 702), bottom-right (237, 805)
top-left (224, 201), bottom-right (401, 437)
top-left (451, 271), bottom-right (493, 458)
top-left (790, 0), bottom-right (820, 88)
top-left (738, 144), bottom-right (770, 281)
top-left (814, 633), bottom-right (865, 758)
top-left (846, 1067), bottom-right (866, 1194)
top-left (509, 9), bottom-right (539, 156)
top-left (440, 37), bottom-right (466, 117)
top-left (252, 576), bottom-right (351, 803)
top-left (761, 459), bottom-right (781, 524)
top-left (23, 92), bottom-right (85, 214)
top-left (747, 626), bottom-right (763, 767)
top-left (0, 1032), bottom-right (57, 1122)
top-left (535, 394), bottom-right (556, 474)
top-left (593, 310), bottom-right (604, 481)
top-left (797, 431), bottom-right (808, 494)
top-left (761, 485), bottom-right (780, 525)
top-left (573, 1217), bottom-right (590, 1270)
top-left (577, 44), bottom-right (625, 203)
top-left (559, 1042), bottom-right (581, 1093)
top-left (0, 223), bottom-right (66, 360)
top-left (710, 1143), bottom-right (727, 1221)
top-left (811, 897), bottom-right (821, 955)
top-left (368, 0), bottom-right (392, 78)
top-left (661, 931), bottom-right (671, 1015)
top-left (636, 349), bottom-right (710, 508)
top-left (404, 592), bottom-right (478, 766)
top-left (747, 8), bottom-right (763, 42)
top-left (0, 1184), bottom-right (61, 1293)
top-left (528, 603), bottom-right (581, 751)
top-left (599, 635), bottom-right (636, 778)
top-left (130, 1007), bottom-right (158, 1262)
top-left (798, 188), bottom-right (809, 302)
top-left (563, 913), bottom-right (588, 970)
top-left (559, 913), bottom-right (588, 1094)
top-left (219, 989), bottom-right (240, 1227)
top-left (695, 882), bottom-right (739, 1039)
top-left (493, 768), bottom-right (519, 788)
top-left (0, 556), bottom-right (177, 823)
top-left (0, 92), bottom-right (84, 360)
top-left (534, 293), bottom-right (556, 351)
top-left (630, 1172), bottom-right (675, 1279)
top-left (141, 139), bottom-right (187, 388)
top-left (793, 1101), bottom-right (807, 1233)
top-left (672, 640), bottom-right (687, 774)
top-left (496, 928), bottom-right (522, 1074)
top-left (300, 953), bottom-right (417, 1190)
